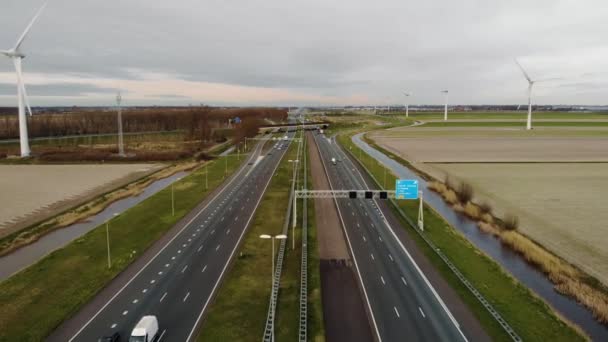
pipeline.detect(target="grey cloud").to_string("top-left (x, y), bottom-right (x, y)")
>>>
top-left (0, 82), bottom-right (117, 96)
top-left (1, 0), bottom-right (608, 105)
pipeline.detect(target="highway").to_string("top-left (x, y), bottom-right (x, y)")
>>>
top-left (60, 131), bottom-right (295, 342)
top-left (312, 132), bottom-right (468, 341)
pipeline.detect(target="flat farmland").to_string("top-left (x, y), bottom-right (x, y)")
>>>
top-left (430, 163), bottom-right (608, 286)
top-left (369, 125), bottom-right (608, 285)
top-left (370, 127), bottom-right (608, 162)
top-left (0, 164), bottom-right (163, 237)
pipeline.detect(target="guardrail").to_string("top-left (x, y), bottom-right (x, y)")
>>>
top-left (342, 138), bottom-right (522, 342)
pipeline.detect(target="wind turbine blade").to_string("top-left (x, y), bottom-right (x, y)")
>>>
top-left (20, 82), bottom-right (33, 116)
top-left (12, 57), bottom-right (32, 115)
top-left (1, 50), bottom-right (11, 56)
top-left (514, 58), bottom-right (532, 83)
top-left (14, 1), bottom-right (48, 50)
top-left (535, 77), bottom-right (562, 83)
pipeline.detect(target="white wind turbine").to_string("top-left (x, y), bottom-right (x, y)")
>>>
top-left (440, 90), bottom-right (449, 121)
top-left (514, 58), bottom-right (560, 130)
top-left (403, 91), bottom-right (412, 117)
top-left (1, 1), bottom-right (48, 157)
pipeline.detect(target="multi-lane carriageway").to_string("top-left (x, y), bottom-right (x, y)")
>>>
top-left (60, 132), bottom-right (295, 342)
top-left (313, 132), bottom-right (469, 342)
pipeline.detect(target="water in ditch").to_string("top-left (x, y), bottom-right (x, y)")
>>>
top-left (352, 133), bottom-right (608, 341)
top-left (0, 171), bottom-right (189, 281)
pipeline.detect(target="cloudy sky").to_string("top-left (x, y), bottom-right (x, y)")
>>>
top-left (1, 0), bottom-right (607, 106)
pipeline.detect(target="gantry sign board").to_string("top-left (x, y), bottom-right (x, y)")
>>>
top-left (395, 179), bottom-right (419, 200)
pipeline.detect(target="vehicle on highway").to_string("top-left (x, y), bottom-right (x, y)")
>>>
top-left (331, 157), bottom-right (337, 165)
top-left (129, 315), bottom-right (159, 342)
top-left (98, 332), bottom-right (120, 342)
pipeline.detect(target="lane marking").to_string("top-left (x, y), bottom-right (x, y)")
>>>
top-left (111, 323), bottom-right (117, 329)
top-left (133, 299), bottom-right (138, 304)
top-left (234, 216), bottom-right (239, 222)
top-left (150, 279), bottom-right (155, 284)
top-left (183, 292), bottom-right (190, 302)
top-left (122, 310), bottom-right (128, 316)
top-left (344, 140), bottom-right (467, 341)
top-left (186, 138), bottom-right (289, 342)
top-left (171, 256), bottom-right (176, 260)
top-left (215, 244), bottom-right (220, 251)
top-left (202, 265), bottom-right (207, 273)
top-left (158, 329), bottom-right (167, 342)
top-left (177, 250), bottom-right (182, 254)
top-left (160, 292), bottom-right (167, 302)
top-left (380, 276), bottom-right (386, 285)
top-left (394, 307), bottom-right (400, 318)
top-left (158, 271), bottom-right (163, 275)
top-left (379, 236), bottom-right (382, 242)
top-left (142, 289), bottom-right (147, 293)
top-left (226, 229), bottom-right (231, 234)
top-left (181, 265), bottom-right (188, 273)
top-left (182, 244), bottom-right (187, 248)
top-left (363, 236), bottom-right (366, 242)
top-left (197, 245), bottom-right (203, 252)
top-left (401, 277), bottom-right (408, 286)
top-left (211, 229), bottom-right (215, 235)
top-left (419, 307), bottom-right (426, 318)
top-left (389, 254), bottom-right (394, 261)
top-left (370, 253), bottom-right (375, 260)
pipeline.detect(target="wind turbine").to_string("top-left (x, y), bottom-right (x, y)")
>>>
top-left (403, 91), bottom-right (412, 118)
top-left (116, 92), bottom-right (125, 157)
top-left (514, 58), bottom-right (560, 130)
top-left (1, 1), bottom-right (48, 157)
top-left (440, 90), bottom-right (449, 121)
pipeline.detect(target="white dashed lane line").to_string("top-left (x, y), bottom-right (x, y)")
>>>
top-left (226, 229), bottom-right (231, 234)
top-left (394, 307), bottom-right (401, 318)
top-left (419, 307), bottom-right (426, 318)
top-left (215, 245), bottom-right (221, 251)
top-left (160, 292), bottom-right (167, 302)
top-left (181, 265), bottom-right (188, 273)
top-left (202, 265), bottom-right (207, 273)
top-left (389, 254), bottom-right (394, 261)
top-left (132, 299), bottom-right (138, 304)
top-left (122, 310), bottom-right (128, 316)
top-left (363, 236), bottom-right (367, 242)
top-left (197, 245), bottom-right (203, 252)
top-left (111, 323), bottom-right (117, 329)
top-left (380, 276), bottom-right (386, 285)
top-left (183, 292), bottom-right (190, 302)
top-left (370, 253), bottom-right (375, 261)
top-left (150, 279), bottom-right (156, 284)
top-left (401, 276), bottom-right (408, 286)
top-left (142, 289), bottom-right (148, 293)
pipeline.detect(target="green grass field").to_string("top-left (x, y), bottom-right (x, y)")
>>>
top-left (421, 121), bottom-right (608, 127)
top-left (382, 111), bottom-right (608, 120)
top-left (0, 151), bottom-right (244, 342)
top-left (337, 133), bottom-right (585, 341)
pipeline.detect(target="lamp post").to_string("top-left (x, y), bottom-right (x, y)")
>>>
top-left (441, 90), bottom-right (449, 121)
top-left (172, 177), bottom-right (182, 216)
top-left (403, 92), bottom-right (411, 118)
top-left (259, 234), bottom-right (287, 342)
top-left (105, 213), bottom-right (119, 269)
top-left (288, 159), bottom-right (300, 250)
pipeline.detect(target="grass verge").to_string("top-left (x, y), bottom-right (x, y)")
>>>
top-left (0, 151), bottom-right (244, 342)
top-left (337, 133), bottom-right (586, 341)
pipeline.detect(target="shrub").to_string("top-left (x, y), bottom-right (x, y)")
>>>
top-left (463, 202), bottom-right (481, 219)
top-left (502, 214), bottom-right (519, 231)
top-left (479, 201), bottom-right (493, 215)
top-left (456, 182), bottom-right (474, 203)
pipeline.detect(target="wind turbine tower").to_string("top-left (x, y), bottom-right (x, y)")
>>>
top-left (116, 92), bottom-right (125, 157)
top-left (403, 92), bottom-right (412, 118)
top-left (441, 90), bottom-right (449, 121)
top-left (514, 58), bottom-right (560, 130)
top-left (1, 1), bottom-right (48, 157)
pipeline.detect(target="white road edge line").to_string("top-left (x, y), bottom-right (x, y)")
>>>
top-left (68, 141), bottom-right (264, 342)
top-left (346, 136), bottom-right (467, 342)
top-left (185, 137), bottom-right (288, 342)
top-left (312, 134), bottom-right (383, 342)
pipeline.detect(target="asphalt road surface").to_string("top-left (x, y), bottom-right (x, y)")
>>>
top-left (313, 132), bottom-right (470, 342)
top-left (55, 132), bottom-right (294, 342)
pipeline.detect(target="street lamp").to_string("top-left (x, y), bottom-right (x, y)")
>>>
top-left (172, 177), bottom-right (182, 216)
top-left (259, 234), bottom-right (287, 342)
top-left (288, 159), bottom-right (300, 250)
top-left (105, 213), bottom-right (119, 269)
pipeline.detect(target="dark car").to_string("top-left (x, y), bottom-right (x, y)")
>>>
top-left (99, 332), bottom-right (120, 342)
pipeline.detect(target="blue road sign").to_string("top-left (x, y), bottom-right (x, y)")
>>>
top-left (395, 179), bottom-right (419, 200)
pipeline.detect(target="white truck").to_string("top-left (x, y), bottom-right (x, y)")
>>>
top-left (129, 315), bottom-right (159, 342)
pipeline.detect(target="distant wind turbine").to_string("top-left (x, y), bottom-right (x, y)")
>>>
top-left (0, 1), bottom-right (48, 157)
top-left (514, 58), bottom-right (561, 130)
top-left (440, 90), bottom-right (449, 121)
top-left (403, 92), bottom-right (412, 118)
